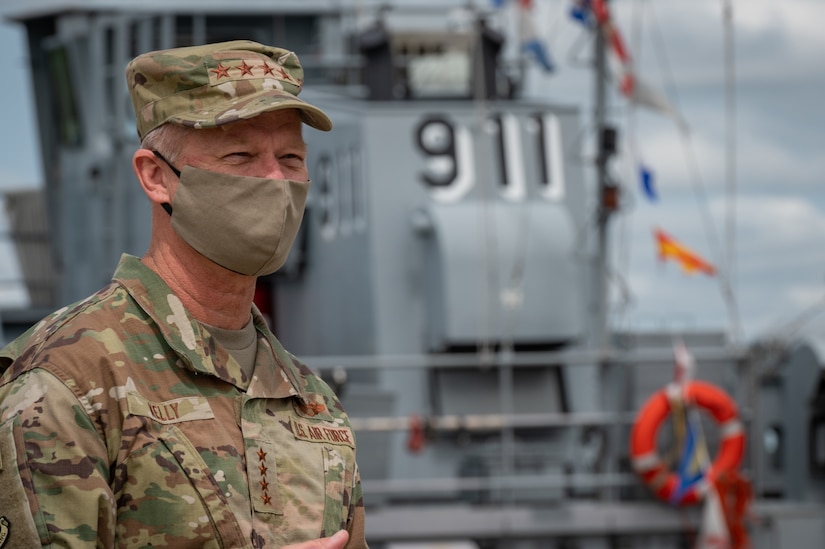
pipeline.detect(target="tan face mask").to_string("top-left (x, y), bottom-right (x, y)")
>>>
top-left (161, 162), bottom-right (309, 277)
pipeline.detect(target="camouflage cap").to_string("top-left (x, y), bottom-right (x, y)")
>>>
top-left (126, 40), bottom-right (332, 139)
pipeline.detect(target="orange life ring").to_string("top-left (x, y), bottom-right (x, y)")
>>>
top-left (629, 380), bottom-right (745, 506)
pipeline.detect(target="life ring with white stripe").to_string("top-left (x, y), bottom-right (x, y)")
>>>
top-left (629, 380), bottom-right (745, 506)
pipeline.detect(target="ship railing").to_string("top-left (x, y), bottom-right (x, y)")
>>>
top-left (302, 342), bottom-right (753, 500)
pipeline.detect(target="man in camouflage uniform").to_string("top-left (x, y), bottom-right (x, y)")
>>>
top-left (0, 41), bottom-right (367, 548)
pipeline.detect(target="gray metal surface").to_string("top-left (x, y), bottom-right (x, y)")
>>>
top-left (0, 2), bottom-right (823, 547)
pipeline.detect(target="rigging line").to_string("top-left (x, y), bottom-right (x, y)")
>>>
top-left (779, 292), bottom-right (825, 342)
top-left (470, 20), bottom-right (497, 358)
top-left (544, 0), bottom-right (576, 52)
top-left (722, 0), bottom-right (739, 341)
top-left (679, 129), bottom-right (743, 341)
top-left (645, 2), bottom-right (684, 118)
top-left (496, 127), bottom-right (536, 347)
top-left (508, 5), bottom-right (601, 342)
top-left (610, 102), bottom-right (635, 331)
top-left (614, 115), bottom-right (638, 331)
top-left (612, 0), bottom-right (646, 331)
top-left (500, 200), bottom-right (534, 352)
top-left (605, 257), bottom-right (636, 332)
top-left (647, 0), bottom-right (742, 341)
top-left (565, 20), bottom-right (597, 70)
top-left (470, 9), bottom-right (521, 493)
top-left (470, 10), bottom-right (532, 362)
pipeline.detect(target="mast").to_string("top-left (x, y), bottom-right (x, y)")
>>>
top-left (592, 0), bottom-right (616, 351)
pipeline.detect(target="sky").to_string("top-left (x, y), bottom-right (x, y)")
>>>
top-left (0, 0), bottom-right (822, 345)
top-left (516, 0), bottom-right (825, 344)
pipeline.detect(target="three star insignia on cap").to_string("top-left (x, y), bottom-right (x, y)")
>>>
top-left (210, 63), bottom-right (231, 79)
top-left (210, 62), bottom-right (286, 81)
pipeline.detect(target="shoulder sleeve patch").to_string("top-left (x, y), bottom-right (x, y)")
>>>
top-left (0, 416), bottom-right (45, 547)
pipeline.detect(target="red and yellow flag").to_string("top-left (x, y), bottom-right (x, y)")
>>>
top-left (654, 228), bottom-right (716, 276)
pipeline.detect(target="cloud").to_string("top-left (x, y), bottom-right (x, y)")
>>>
top-left (614, 190), bottom-right (825, 340)
top-left (734, 0), bottom-right (825, 45)
top-left (612, 264), bottom-right (729, 333)
top-left (787, 285), bottom-right (825, 311)
top-left (0, 0), bottom-right (819, 347)
top-left (626, 125), bottom-right (724, 192)
top-left (735, 194), bottom-right (825, 240)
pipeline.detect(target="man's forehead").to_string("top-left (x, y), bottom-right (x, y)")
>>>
top-left (216, 109), bottom-right (304, 135)
top-left (182, 109), bottom-right (303, 139)
top-left (180, 110), bottom-right (306, 152)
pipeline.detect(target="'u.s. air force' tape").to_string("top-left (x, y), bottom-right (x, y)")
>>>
top-left (290, 418), bottom-right (354, 448)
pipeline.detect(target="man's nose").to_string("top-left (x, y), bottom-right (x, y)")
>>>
top-left (260, 158), bottom-right (286, 179)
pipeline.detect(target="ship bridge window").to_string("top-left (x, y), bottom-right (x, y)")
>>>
top-left (407, 48), bottom-right (471, 98)
top-left (46, 46), bottom-right (82, 147)
top-left (361, 22), bottom-right (505, 101)
top-left (764, 424), bottom-right (783, 470)
top-left (812, 420), bottom-right (825, 474)
top-left (396, 32), bottom-right (474, 99)
top-left (810, 375), bottom-right (825, 475)
top-left (128, 19), bottom-right (163, 58)
top-left (103, 27), bottom-right (120, 133)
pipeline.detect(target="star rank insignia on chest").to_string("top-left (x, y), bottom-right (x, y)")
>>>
top-left (257, 449), bottom-right (273, 506)
top-left (248, 441), bottom-right (281, 515)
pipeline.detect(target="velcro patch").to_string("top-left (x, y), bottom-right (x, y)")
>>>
top-left (290, 418), bottom-right (354, 448)
top-left (127, 393), bottom-right (215, 425)
top-left (0, 516), bottom-right (9, 548)
top-left (0, 418), bottom-right (41, 546)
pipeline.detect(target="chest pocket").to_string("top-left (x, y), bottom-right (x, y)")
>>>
top-left (119, 392), bottom-right (249, 548)
top-left (246, 398), bottom-right (356, 539)
top-left (321, 445), bottom-right (356, 534)
top-left (116, 424), bottom-right (248, 548)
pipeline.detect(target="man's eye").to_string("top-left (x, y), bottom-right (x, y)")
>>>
top-left (282, 154), bottom-right (306, 164)
top-left (225, 152), bottom-right (251, 159)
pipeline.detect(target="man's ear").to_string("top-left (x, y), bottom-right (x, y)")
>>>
top-left (133, 148), bottom-right (174, 205)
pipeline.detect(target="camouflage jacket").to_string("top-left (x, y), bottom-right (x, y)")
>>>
top-left (0, 254), bottom-right (367, 548)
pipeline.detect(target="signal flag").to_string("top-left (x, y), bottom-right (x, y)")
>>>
top-left (640, 164), bottom-right (657, 201)
top-left (654, 228), bottom-right (716, 276)
top-left (518, 0), bottom-right (555, 72)
top-left (491, 0), bottom-right (555, 72)
top-left (696, 484), bottom-right (732, 549)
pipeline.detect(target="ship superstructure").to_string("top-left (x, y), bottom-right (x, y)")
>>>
top-left (0, 1), bottom-right (823, 547)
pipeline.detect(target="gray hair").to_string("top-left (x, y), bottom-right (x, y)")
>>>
top-left (140, 124), bottom-right (192, 165)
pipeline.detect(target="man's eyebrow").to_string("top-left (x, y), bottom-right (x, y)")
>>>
top-left (276, 137), bottom-right (307, 151)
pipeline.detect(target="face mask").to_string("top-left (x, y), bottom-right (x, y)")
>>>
top-left (156, 155), bottom-right (309, 277)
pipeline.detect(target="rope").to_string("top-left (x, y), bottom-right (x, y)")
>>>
top-left (470, 19), bottom-right (497, 357)
top-left (638, 0), bottom-right (743, 340)
top-left (722, 0), bottom-right (740, 342)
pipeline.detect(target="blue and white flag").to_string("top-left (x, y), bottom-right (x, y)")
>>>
top-left (491, 0), bottom-right (554, 72)
top-left (569, 0), bottom-right (595, 28)
top-left (518, 0), bottom-right (554, 72)
top-left (640, 163), bottom-right (657, 201)
top-left (671, 410), bottom-right (707, 505)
